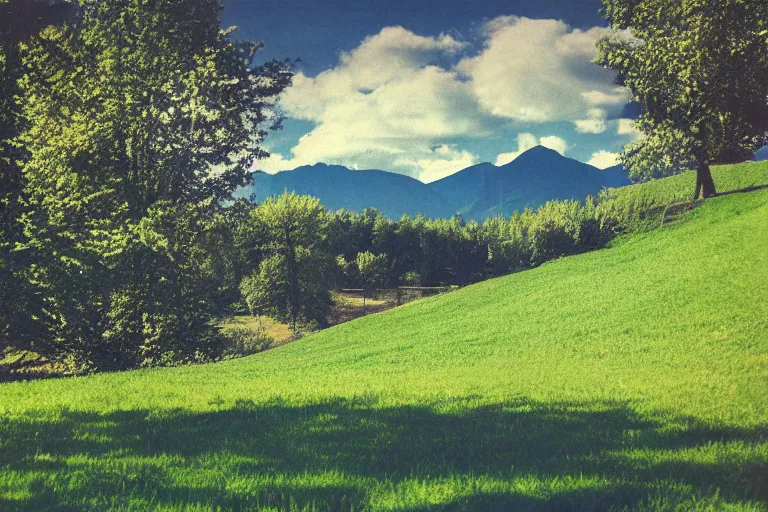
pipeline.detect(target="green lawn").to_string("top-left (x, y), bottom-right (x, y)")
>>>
top-left (1, 165), bottom-right (767, 511)
top-left (614, 160), bottom-right (768, 203)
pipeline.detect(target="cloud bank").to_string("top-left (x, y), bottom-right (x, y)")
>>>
top-left (254, 18), bottom-right (631, 182)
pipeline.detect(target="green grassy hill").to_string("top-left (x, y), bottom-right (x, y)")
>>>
top-left (1, 163), bottom-right (767, 511)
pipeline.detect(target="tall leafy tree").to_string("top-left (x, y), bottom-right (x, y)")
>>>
top-left (597, 0), bottom-right (768, 199)
top-left (14, 0), bottom-right (291, 367)
top-left (0, 0), bottom-right (74, 351)
top-left (243, 193), bottom-right (334, 329)
top-left (353, 251), bottom-right (388, 306)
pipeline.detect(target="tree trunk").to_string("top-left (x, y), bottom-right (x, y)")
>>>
top-left (284, 230), bottom-right (300, 331)
top-left (694, 161), bottom-right (717, 201)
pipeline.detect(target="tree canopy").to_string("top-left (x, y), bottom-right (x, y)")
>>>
top-left (241, 193), bottom-right (335, 329)
top-left (597, 0), bottom-right (768, 199)
top-left (3, 0), bottom-right (291, 369)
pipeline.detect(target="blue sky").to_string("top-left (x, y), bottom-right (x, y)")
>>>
top-left (221, 0), bottom-right (645, 182)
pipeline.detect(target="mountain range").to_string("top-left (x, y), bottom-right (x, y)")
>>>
top-left (235, 146), bottom-right (633, 221)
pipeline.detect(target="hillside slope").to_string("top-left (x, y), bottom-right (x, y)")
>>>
top-left (1, 182), bottom-right (767, 510)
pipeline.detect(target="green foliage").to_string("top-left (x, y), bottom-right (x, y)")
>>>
top-left (597, 0), bottom-right (768, 198)
top-left (353, 251), bottom-right (389, 291)
top-left (3, 0), bottom-right (290, 368)
top-left (1, 189), bottom-right (766, 510)
top-left (240, 193), bottom-right (335, 328)
top-left (0, 0), bottom-right (74, 353)
top-left (241, 255), bottom-right (290, 319)
top-left (399, 270), bottom-right (421, 286)
top-left (217, 323), bottom-right (274, 360)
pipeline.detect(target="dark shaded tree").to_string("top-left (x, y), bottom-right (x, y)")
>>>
top-left (0, 0), bottom-right (76, 351)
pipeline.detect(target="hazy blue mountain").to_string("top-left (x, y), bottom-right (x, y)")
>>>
top-left (426, 162), bottom-right (496, 213)
top-left (429, 146), bottom-right (632, 221)
top-left (234, 163), bottom-right (456, 219)
top-left (234, 148), bottom-right (632, 222)
top-left (601, 164), bottom-right (635, 186)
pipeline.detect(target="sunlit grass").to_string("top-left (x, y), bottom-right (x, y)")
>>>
top-left (218, 315), bottom-right (295, 347)
top-left (0, 165), bottom-right (767, 510)
top-left (616, 160), bottom-right (768, 203)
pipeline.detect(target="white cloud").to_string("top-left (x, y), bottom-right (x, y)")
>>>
top-left (574, 119), bottom-right (607, 134)
top-left (540, 136), bottom-right (569, 156)
top-left (267, 20), bottom-right (630, 178)
top-left (574, 107), bottom-right (609, 133)
top-left (458, 17), bottom-right (629, 123)
top-left (252, 152), bottom-right (291, 173)
top-left (617, 118), bottom-right (643, 140)
top-left (271, 27), bottom-right (493, 177)
top-left (495, 133), bottom-right (568, 165)
top-left (582, 89), bottom-right (628, 107)
top-left (410, 145), bottom-right (478, 183)
top-left (587, 150), bottom-right (620, 169)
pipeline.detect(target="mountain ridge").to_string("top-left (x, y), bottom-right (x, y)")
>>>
top-left (236, 147), bottom-right (632, 221)
top-left (234, 163), bottom-right (456, 220)
top-left (430, 146), bottom-right (631, 220)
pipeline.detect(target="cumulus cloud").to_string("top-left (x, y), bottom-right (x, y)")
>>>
top-left (587, 150), bottom-right (620, 169)
top-left (404, 145), bottom-right (478, 183)
top-left (575, 119), bottom-right (607, 134)
top-left (617, 118), bottom-right (643, 140)
top-left (458, 17), bottom-right (629, 123)
top-left (252, 152), bottom-right (291, 174)
top-left (574, 108), bottom-right (608, 134)
top-left (266, 20), bottom-right (629, 178)
top-left (582, 89), bottom-right (629, 107)
top-left (495, 133), bottom-right (568, 165)
top-left (270, 26), bottom-right (491, 178)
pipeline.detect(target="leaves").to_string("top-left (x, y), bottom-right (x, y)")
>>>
top-left (598, 0), bottom-right (768, 179)
top-left (4, 0), bottom-right (291, 368)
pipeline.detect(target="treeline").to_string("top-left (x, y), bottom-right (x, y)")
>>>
top-left (229, 187), bottom-right (674, 332)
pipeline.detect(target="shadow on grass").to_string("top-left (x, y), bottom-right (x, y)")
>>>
top-left (1, 397), bottom-right (766, 510)
top-left (715, 182), bottom-right (768, 197)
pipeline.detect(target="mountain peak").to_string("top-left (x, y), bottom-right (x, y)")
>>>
top-left (518, 145), bottom-right (563, 159)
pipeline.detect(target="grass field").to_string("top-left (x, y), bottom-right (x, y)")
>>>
top-left (616, 160), bottom-right (768, 203)
top-left (1, 164), bottom-right (767, 511)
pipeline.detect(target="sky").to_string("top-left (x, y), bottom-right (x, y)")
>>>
top-left (220, 0), bottom-right (645, 182)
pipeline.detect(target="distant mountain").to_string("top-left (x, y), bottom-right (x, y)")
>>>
top-left (233, 148), bottom-right (632, 222)
top-left (425, 162), bottom-right (496, 213)
top-left (234, 163), bottom-right (455, 219)
top-left (601, 164), bottom-right (635, 185)
top-left (429, 146), bottom-right (632, 221)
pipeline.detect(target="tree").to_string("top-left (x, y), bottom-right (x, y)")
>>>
top-left (245, 193), bottom-right (334, 329)
top-left (597, 0), bottom-right (768, 200)
top-left (353, 251), bottom-right (388, 306)
top-left (240, 254), bottom-right (289, 320)
top-left (12, 0), bottom-right (291, 368)
top-left (0, 0), bottom-right (76, 353)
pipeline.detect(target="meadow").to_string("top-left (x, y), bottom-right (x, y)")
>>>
top-left (0, 163), bottom-right (767, 511)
